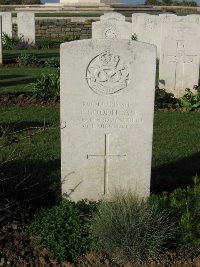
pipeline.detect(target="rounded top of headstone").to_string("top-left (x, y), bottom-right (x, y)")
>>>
top-left (100, 12), bottom-right (125, 21)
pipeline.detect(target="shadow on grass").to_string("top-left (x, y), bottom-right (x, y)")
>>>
top-left (0, 159), bottom-right (61, 206)
top-left (0, 121), bottom-right (54, 136)
top-left (0, 77), bottom-right (37, 87)
top-left (151, 152), bottom-right (200, 194)
top-left (3, 52), bottom-right (59, 64)
top-left (0, 74), bottom-right (27, 80)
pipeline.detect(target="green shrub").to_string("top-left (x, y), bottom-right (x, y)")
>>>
top-left (2, 0), bottom-right (41, 3)
top-left (2, 33), bottom-right (18, 50)
top-left (63, 35), bottom-right (80, 42)
top-left (91, 191), bottom-right (173, 266)
top-left (155, 88), bottom-right (178, 108)
top-left (44, 58), bottom-right (60, 68)
top-left (25, 200), bottom-right (99, 262)
top-left (2, 33), bottom-right (37, 50)
top-left (154, 176), bottom-right (200, 250)
top-left (37, 38), bottom-right (55, 49)
top-left (16, 53), bottom-right (39, 66)
top-left (179, 88), bottom-right (200, 111)
top-left (32, 71), bottom-right (60, 100)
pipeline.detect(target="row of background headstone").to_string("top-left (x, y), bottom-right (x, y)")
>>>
top-left (1, 11), bottom-right (199, 97)
top-left (93, 13), bottom-right (200, 98)
top-left (132, 14), bottom-right (200, 97)
top-left (0, 12), bottom-right (35, 43)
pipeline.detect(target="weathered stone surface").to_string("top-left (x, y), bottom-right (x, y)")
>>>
top-left (17, 12), bottom-right (35, 44)
top-left (0, 16), bottom-right (2, 64)
top-left (61, 39), bottom-right (156, 201)
top-left (159, 14), bottom-right (200, 97)
top-left (0, 12), bottom-right (12, 37)
top-left (132, 14), bottom-right (161, 58)
top-left (92, 12), bottom-right (132, 40)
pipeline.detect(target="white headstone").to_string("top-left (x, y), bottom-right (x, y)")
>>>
top-left (61, 39), bottom-right (156, 201)
top-left (0, 12), bottom-right (12, 38)
top-left (17, 12), bottom-right (35, 44)
top-left (159, 14), bottom-right (200, 97)
top-left (0, 16), bottom-right (2, 65)
top-left (132, 14), bottom-right (161, 58)
top-left (92, 12), bottom-right (132, 40)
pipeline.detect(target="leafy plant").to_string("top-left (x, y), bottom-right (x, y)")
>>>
top-left (63, 35), bottom-right (80, 42)
top-left (179, 88), bottom-right (200, 111)
top-left (155, 88), bottom-right (178, 108)
top-left (37, 38), bottom-right (54, 49)
top-left (43, 58), bottom-right (60, 68)
top-left (32, 71), bottom-right (60, 100)
top-left (2, 33), bottom-right (37, 50)
top-left (25, 200), bottom-right (99, 262)
top-left (16, 53), bottom-right (39, 66)
top-left (153, 176), bottom-right (200, 251)
top-left (91, 191), bottom-right (173, 266)
top-left (2, 33), bottom-right (18, 50)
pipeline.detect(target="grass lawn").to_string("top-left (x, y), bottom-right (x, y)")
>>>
top-left (1, 108), bottom-right (200, 198)
top-left (0, 49), bottom-right (59, 95)
top-left (0, 107), bottom-right (60, 201)
top-left (0, 67), bottom-right (58, 95)
top-left (3, 49), bottom-right (60, 64)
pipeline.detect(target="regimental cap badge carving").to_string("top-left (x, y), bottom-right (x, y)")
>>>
top-left (86, 51), bottom-right (130, 95)
top-left (99, 52), bottom-right (119, 67)
top-left (104, 26), bottom-right (118, 39)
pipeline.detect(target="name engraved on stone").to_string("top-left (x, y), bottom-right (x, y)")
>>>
top-left (81, 101), bottom-right (143, 129)
top-left (87, 133), bottom-right (126, 195)
top-left (104, 27), bottom-right (118, 39)
top-left (164, 40), bottom-right (198, 90)
top-left (86, 51), bottom-right (130, 95)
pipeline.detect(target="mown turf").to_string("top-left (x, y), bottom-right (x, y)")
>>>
top-left (0, 107), bottom-right (60, 201)
top-left (3, 49), bottom-right (60, 64)
top-left (1, 108), bottom-right (200, 196)
top-left (152, 111), bottom-right (200, 193)
top-left (0, 49), bottom-right (59, 95)
top-left (0, 67), bottom-right (58, 95)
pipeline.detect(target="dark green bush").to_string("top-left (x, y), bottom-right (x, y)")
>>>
top-left (2, 33), bottom-right (19, 50)
top-left (2, 0), bottom-right (40, 4)
top-left (37, 38), bottom-right (55, 49)
top-left (44, 58), bottom-right (60, 68)
top-left (179, 88), bottom-right (200, 111)
top-left (25, 200), bottom-right (99, 262)
top-left (32, 71), bottom-right (60, 100)
top-left (16, 53), bottom-right (39, 66)
top-left (153, 176), bottom-right (200, 250)
top-left (91, 191), bottom-right (173, 266)
top-left (2, 33), bottom-right (38, 50)
top-left (155, 88), bottom-right (178, 108)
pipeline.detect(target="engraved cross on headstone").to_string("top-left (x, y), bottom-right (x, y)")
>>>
top-left (165, 40), bottom-right (198, 90)
top-left (87, 134), bottom-right (126, 195)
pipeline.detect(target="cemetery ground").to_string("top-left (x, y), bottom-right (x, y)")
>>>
top-left (1, 48), bottom-right (200, 266)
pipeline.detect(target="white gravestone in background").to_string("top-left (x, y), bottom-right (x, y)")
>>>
top-left (132, 14), bottom-right (161, 58)
top-left (17, 12), bottom-right (35, 44)
top-left (61, 39), bottom-right (156, 201)
top-left (92, 12), bottom-right (132, 40)
top-left (0, 12), bottom-right (12, 37)
top-left (159, 14), bottom-right (200, 97)
top-left (0, 16), bottom-right (2, 64)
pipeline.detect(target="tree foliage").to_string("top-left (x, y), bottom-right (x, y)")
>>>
top-left (0, 0), bottom-right (41, 4)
